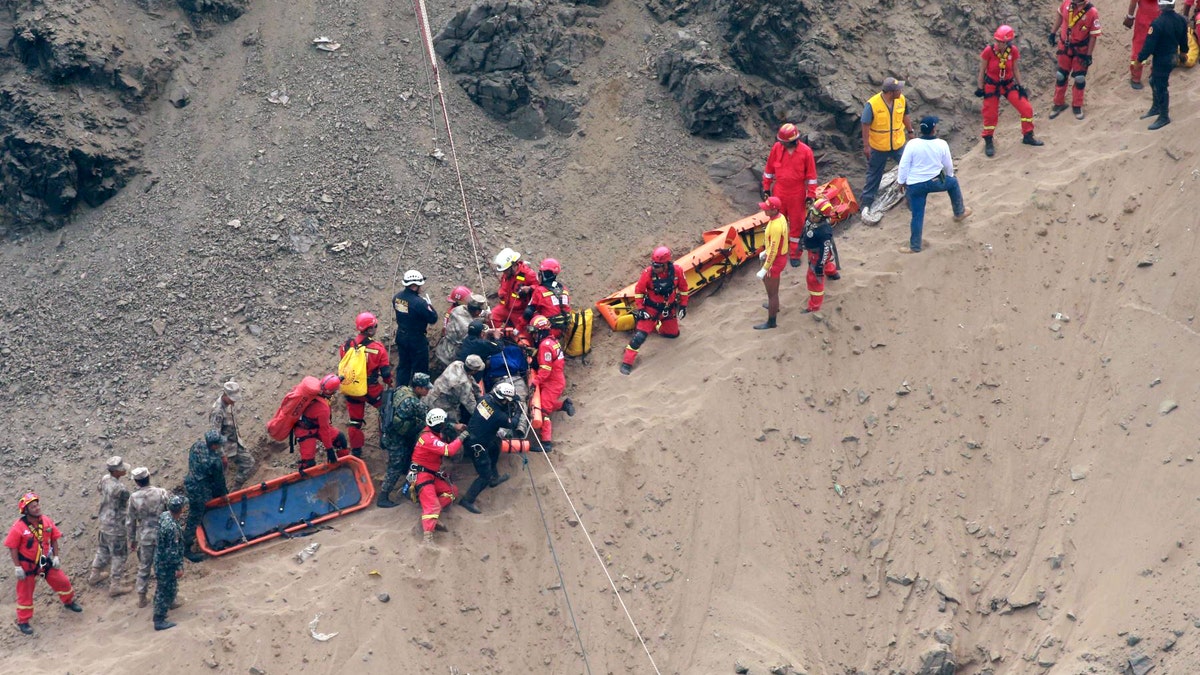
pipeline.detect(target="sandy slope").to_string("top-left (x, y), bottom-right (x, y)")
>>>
top-left (4, 0), bottom-right (1200, 673)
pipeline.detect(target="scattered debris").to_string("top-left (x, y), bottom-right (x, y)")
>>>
top-left (1137, 258), bottom-right (1154, 267)
top-left (328, 240), bottom-right (352, 253)
top-left (1070, 465), bottom-right (1088, 481)
top-left (313, 36), bottom-right (341, 52)
top-left (430, 148), bottom-right (447, 162)
top-left (295, 542), bottom-right (320, 564)
top-left (227, 219), bottom-right (241, 229)
top-left (1159, 400), bottom-right (1178, 415)
top-left (267, 90), bottom-right (289, 105)
top-left (308, 613), bottom-right (338, 641)
top-left (377, 593), bottom-right (390, 603)
top-left (1052, 312), bottom-right (1070, 322)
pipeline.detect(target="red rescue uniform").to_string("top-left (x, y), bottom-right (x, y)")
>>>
top-left (1054, 0), bottom-right (1102, 109)
top-left (621, 263), bottom-right (689, 369)
top-left (526, 283), bottom-right (572, 338)
top-left (5, 515), bottom-right (75, 624)
top-left (295, 397), bottom-right (344, 466)
top-left (761, 141), bottom-right (819, 260)
top-left (490, 261), bottom-right (537, 332)
top-left (1129, 0), bottom-right (1161, 83)
top-left (410, 428), bottom-right (463, 532)
top-left (339, 333), bottom-right (393, 454)
top-left (533, 335), bottom-right (566, 443)
top-left (981, 44), bottom-right (1035, 137)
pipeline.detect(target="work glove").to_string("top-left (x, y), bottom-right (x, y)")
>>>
top-left (758, 250), bottom-right (767, 261)
top-left (496, 428), bottom-right (512, 440)
top-left (1080, 54), bottom-right (1092, 67)
top-left (175, 568), bottom-right (184, 579)
top-left (634, 309), bottom-right (650, 322)
top-left (974, 87), bottom-right (985, 98)
top-left (14, 566), bottom-right (25, 580)
top-left (1016, 85), bottom-right (1030, 99)
top-left (1123, 15), bottom-right (1134, 29)
top-left (333, 431), bottom-right (348, 449)
top-left (326, 448), bottom-right (337, 464)
top-left (813, 266), bottom-right (825, 278)
top-left (1049, 32), bottom-right (1058, 47)
top-left (51, 556), bottom-right (60, 569)
top-left (517, 286), bottom-right (533, 298)
top-left (756, 268), bottom-right (767, 280)
top-left (523, 306), bottom-right (535, 321)
top-left (677, 307), bottom-right (687, 320)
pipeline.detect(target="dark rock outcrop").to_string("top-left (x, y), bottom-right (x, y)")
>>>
top-left (435, 0), bottom-right (604, 139)
top-left (177, 0), bottom-right (249, 22)
top-left (656, 39), bottom-right (747, 139)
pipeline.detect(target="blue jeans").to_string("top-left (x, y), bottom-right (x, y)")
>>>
top-left (905, 175), bottom-right (964, 252)
top-left (861, 147), bottom-right (905, 207)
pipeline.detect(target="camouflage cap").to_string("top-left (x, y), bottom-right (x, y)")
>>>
top-left (106, 456), bottom-right (130, 473)
top-left (167, 495), bottom-right (186, 512)
top-left (223, 381), bottom-right (242, 401)
top-left (464, 354), bottom-right (485, 371)
top-left (467, 294), bottom-right (487, 310)
top-left (131, 467), bottom-right (150, 480)
top-left (204, 430), bottom-right (227, 446)
top-left (411, 373), bottom-right (432, 388)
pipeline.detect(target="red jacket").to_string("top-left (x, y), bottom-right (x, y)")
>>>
top-left (534, 336), bottom-right (565, 389)
top-left (981, 44), bottom-right (1020, 83)
top-left (635, 263), bottom-right (689, 315)
top-left (1057, 0), bottom-right (1101, 53)
top-left (497, 261), bottom-right (537, 311)
top-left (5, 515), bottom-right (61, 573)
top-left (340, 333), bottom-right (393, 387)
top-left (411, 428), bottom-right (462, 472)
top-left (762, 141), bottom-right (818, 198)
top-left (527, 282), bottom-right (571, 322)
top-left (297, 397), bottom-right (340, 446)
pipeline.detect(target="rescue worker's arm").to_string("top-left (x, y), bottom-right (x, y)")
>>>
top-left (9, 545), bottom-right (20, 567)
top-left (976, 52), bottom-right (987, 92)
top-left (803, 148), bottom-right (818, 199)
top-left (1178, 18), bottom-right (1191, 55)
top-left (1051, 9), bottom-right (1064, 44)
top-left (632, 269), bottom-right (651, 317)
top-left (1125, 0), bottom-right (1137, 28)
top-left (422, 298), bottom-right (439, 325)
top-left (761, 145), bottom-right (777, 196)
top-left (674, 265), bottom-right (689, 308)
top-left (126, 502), bottom-right (136, 547)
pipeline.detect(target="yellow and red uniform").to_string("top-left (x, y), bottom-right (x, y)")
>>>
top-left (761, 213), bottom-right (789, 279)
top-left (490, 261), bottom-right (537, 332)
top-left (410, 428), bottom-right (462, 532)
top-left (762, 141), bottom-right (818, 260)
top-left (1054, 0), bottom-right (1102, 109)
top-left (533, 335), bottom-right (566, 443)
top-left (981, 44), bottom-right (1035, 137)
top-left (5, 515), bottom-right (75, 624)
top-left (339, 333), bottom-right (393, 454)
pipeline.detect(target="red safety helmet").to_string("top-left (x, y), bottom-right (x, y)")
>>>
top-left (759, 196), bottom-right (783, 212)
top-left (18, 491), bottom-right (38, 513)
top-left (539, 258), bottom-right (561, 275)
top-left (777, 123), bottom-right (801, 143)
top-left (529, 314), bottom-right (551, 332)
top-left (319, 374), bottom-right (342, 396)
top-left (813, 197), bottom-right (834, 215)
top-left (651, 246), bottom-right (672, 264)
top-left (447, 285), bottom-right (471, 304)
top-left (355, 312), bottom-right (378, 331)
top-left (994, 25), bottom-right (1015, 42)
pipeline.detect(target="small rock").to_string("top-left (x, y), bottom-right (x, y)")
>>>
top-left (248, 324), bottom-right (263, 336)
top-left (1159, 400), bottom-right (1178, 415)
top-left (203, 657), bottom-right (219, 669)
top-left (169, 88), bottom-right (191, 108)
top-left (857, 390), bottom-right (870, 404)
top-left (1137, 259), bottom-right (1154, 267)
top-left (151, 319), bottom-right (167, 336)
top-left (734, 663), bottom-right (750, 674)
top-left (1127, 635), bottom-right (1142, 647)
top-left (1162, 637), bottom-right (1176, 651)
top-left (768, 666), bottom-right (794, 675)
top-left (249, 668), bottom-right (266, 675)
top-left (933, 578), bottom-right (960, 603)
top-left (792, 435), bottom-right (811, 445)
top-left (1070, 466), bottom-right (1088, 481)
top-left (933, 625), bottom-right (954, 646)
top-left (965, 440), bottom-right (982, 449)
top-left (1127, 652), bottom-right (1153, 675)
top-left (377, 593), bottom-right (390, 603)
top-left (896, 381), bottom-right (912, 396)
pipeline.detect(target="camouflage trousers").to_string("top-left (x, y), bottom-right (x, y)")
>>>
top-left (378, 445), bottom-right (414, 498)
top-left (91, 531), bottom-right (128, 583)
top-left (133, 542), bottom-right (157, 595)
top-left (224, 442), bottom-right (255, 489)
top-left (182, 491), bottom-right (210, 552)
top-left (153, 568), bottom-right (178, 622)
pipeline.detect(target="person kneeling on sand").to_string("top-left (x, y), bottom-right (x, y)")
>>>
top-left (897, 116), bottom-right (972, 254)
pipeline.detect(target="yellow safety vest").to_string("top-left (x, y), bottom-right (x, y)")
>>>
top-left (867, 92), bottom-right (907, 152)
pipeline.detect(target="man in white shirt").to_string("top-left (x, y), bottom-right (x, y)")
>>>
top-left (897, 116), bottom-right (973, 253)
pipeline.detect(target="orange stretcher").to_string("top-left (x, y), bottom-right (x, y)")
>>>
top-left (196, 457), bottom-right (375, 556)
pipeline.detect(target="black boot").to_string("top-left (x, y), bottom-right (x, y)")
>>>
top-left (184, 551), bottom-right (205, 563)
top-left (154, 619), bottom-right (176, 631)
top-left (619, 363), bottom-right (631, 375)
top-left (753, 317), bottom-right (777, 330)
top-left (562, 399), bottom-right (575, 417)
top-left (1148, 115), bottom-right (1171, 130)
top-left (489, 473), bottom-right (510, 487)
top-left (1048, 104), bottom-right (1069, 119)
top-left (63, 601), bottom-right (82, 613)
top-left (458, 500), bottom-right (481, 514)
top-left (1072, 106), bottom-right (1084, 120)
top-left (17, 622), bottom-right (33, 635)
top-left (533, 441), bottom-right (554, 453)
top-left (984, 137), bottom-right (995, 157)
top-left (1022, 132), bottom-right (1044, 147)
top-left (376, 494), bottom-right (398, 508)
top-left (1140, 107), bottom-right (1161, 119)
top-left (351, 448), bottom-right (363, 458)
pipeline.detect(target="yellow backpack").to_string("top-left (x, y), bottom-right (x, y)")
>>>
top-left (564, 309), bottom-right (593, 360)
top-left (1185, 30), bottom-right (1199, 68)
top-left (337, 339), bottom-right (369, 397)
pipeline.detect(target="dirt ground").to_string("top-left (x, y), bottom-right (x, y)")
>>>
top-left (1, 0), bottom-right (1199, 673)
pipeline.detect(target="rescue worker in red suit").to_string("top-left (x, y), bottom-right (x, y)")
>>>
top-left (975, 25), bottom-right (1043, 158)
top-left (754, 197), bottom-right (788, 330)
top-left (340, 312), bottom-right (393, 458)
top-left (6, 492), bottom-right (82, 635)
top-left (490, 247), bottom-right (537, 333)
top-left (802, 197), bottom-right (840, 314)
top-left (295, 374), bottom-right (349, 470)
top-left (523, 259), bottom-right (572, 339)
top-left (409, 408), bottom-right (462, 543)
top-left (529, 315), bottom-right (575, 452)
top-left (1126, 0), bottom-right (1161, 88)
top-left (1050, 0), bottom-right (1102, 120)
top-left (761, 123), bottom-right (818, 266)
top-left (620, 246), bottom-right (689, 375)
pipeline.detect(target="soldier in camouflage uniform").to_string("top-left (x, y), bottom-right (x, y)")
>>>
top-left (89, 456), bottom-right (132, 596)
top-left (182, 431), bottom-right (228, 562)
top-left (422, 355), bottom-right (486, 425)
top-left (435, 294), bottom-right (489, 366)
top-left (126, 466), bottom-right (170, 607)
top-left (210, 380), bottom-right (255, 489)
top-left (153, 496), bottom-right (185, 631)
top-left (376, 373), bottom-right (432, 508)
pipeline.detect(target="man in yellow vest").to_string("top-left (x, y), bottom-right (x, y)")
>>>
top-left (859, 77), bottom-right (913, 213)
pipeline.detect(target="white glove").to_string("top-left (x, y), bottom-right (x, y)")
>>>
top-left (758, 250), bottom-right (767, 261)
top-left (756, 268), bottom-right (767, 280)
top-left (51, 556), bottom-right (61, 569)
top-left (14, 566), bottom-right (25, 580)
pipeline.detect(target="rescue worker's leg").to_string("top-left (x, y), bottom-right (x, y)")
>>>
top-left (1070, 59), bottom-right (1088, 113)
top-left (777, 193), bottom-right (808, 264)
top-left (44, 567), bottom-right (77, 609)
top-left (620, 316), bottom-right (657, 374)
top-left (1131, 19), bottom-right (1152, 86)
top-left (981, 87), bottom-right (1000, 157)
top-left (805, 250), bottom-right (825, 313)
top-left (860, 147), bottom-right (891, 208)
top-left (486, 440), bottom-right (508, 487)
top-left (460, 443), bottom-right (495, 511)
top-left (657, 316), bottom-right (680, 338)
top-left (1051, 55), bottom-right (1072, 115)
top-left (1148, 67), bottom-right (1172, 129)
top-left (297, 436), bottom-right (318, 471)
top-left (15, 573), bottom-right (36, 626)
top-left (393, 337), bottom-right (418, 387)
top-left (153, 570), bottom-right (177, 630)
top-left (345, 395), bottom-right (367, 458)
top-left (1007, 88), bottom-right (1036, 136)
top-left (536, 382), bottom-right (564, 448)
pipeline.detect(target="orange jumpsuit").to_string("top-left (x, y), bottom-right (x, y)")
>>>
top-left (981, 44), bottom-right (1035, 137)
top-left (339, 333), bottom-right (392, 455)
top-left (1054, 0), bottom-right (1102, 109)
top-left (490, 261), bottom-right (537, 332)
top-left (6, 515), bottom-right (75, 624)
top-left (1129, 0), bottom-right (1161, 83)
top-left (533, 335), bottom-right (566, 443)
top-left (761, 141), bottom-right (819, 260)
top-left (410, 428), bottom-right (463, 532)
top-left (295, 397), bottom-right (344, 467)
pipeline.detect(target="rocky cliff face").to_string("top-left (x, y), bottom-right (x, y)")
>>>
top-left (0, 0), bottom-right (241, 236)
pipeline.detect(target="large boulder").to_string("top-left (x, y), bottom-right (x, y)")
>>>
top-left (176, 0), bottom-right (249, 22)
top-left (656, 39), bottom-right (747, 139)
top-left (435, 0), bottom-right (603, 139)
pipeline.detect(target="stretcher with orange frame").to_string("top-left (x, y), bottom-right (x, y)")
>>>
top-left (196, 456), bottom-right (375, 556)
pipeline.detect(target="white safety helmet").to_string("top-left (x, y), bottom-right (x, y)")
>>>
top-left (1158, 0), bottom-right (1175, 5)
top-left (426, 408), bottom-right (447, 427)
top-left (494, 247), bottom-right (520, 272)
top-left (493, 381), bottom-right (516, 401)
top-left (402, 269), bottom-right (426, 286)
